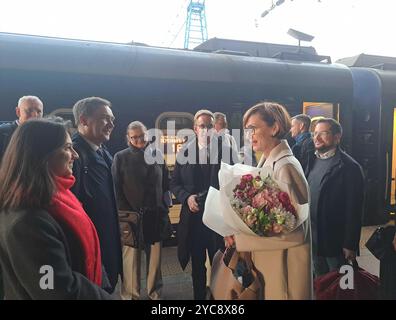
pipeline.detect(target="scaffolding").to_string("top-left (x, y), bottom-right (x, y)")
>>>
top-left (184, 0), bottom-right (208, 49)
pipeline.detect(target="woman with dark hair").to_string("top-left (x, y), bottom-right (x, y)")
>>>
top-left (0, 119), bottom-right (110, 299)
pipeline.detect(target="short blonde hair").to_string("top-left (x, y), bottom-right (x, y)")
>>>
top-left (243, 102), bottom-right (291, 139)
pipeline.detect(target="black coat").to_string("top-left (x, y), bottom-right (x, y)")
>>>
top-left (0, 121), bottom-right (18, 299)
top-left (0, 209), bottom-right (111, 300)
top-left (0, 121), bottom-right (18, 163)
top-left (71, 133), bottom-right (122, 292)
top-left (170, 138), bottom-right (232, 269)
top-left (112, 144), bottom-right (171, 244)
top-left (292, 133), bottom-right (314, 172)
top-left (305, 148), bottom-right (365, 256)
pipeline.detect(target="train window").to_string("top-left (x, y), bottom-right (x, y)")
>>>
top-left (303, 102), bottom-right (339, 118)
top-left (49, 108), bottom-right (75, 124)
top-left (391, 108), bottom-right (396, 206)
top-left (155, 112), bottom-right (194, 169)
top-left (303, 102), bottom-right (339, 132)
top-left (156, 112), bottom-right (194, 130)
top-left (48, 108), bottom-right (77, 134)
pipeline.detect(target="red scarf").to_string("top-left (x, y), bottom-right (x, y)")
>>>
top-left (48, 175), bottom-right (102, 286)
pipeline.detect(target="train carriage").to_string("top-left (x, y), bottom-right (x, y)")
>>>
top-left (1, 32), bottom-right (395, 227)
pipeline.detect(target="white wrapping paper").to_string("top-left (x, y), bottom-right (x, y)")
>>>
top-left (203, 162), bottom-right (309, 237)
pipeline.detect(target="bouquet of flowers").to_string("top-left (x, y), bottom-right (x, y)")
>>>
top-left (203, 163), bottom-right (308, 238)
top-left (231, 174), bottom-right (297, 236)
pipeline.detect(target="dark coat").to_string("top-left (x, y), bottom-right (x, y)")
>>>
top-left (305, 148), bottom-right (365, 256)
top-left (71, 133), bottom-right (122, 292)
top-left (112, 144), bottom-right (171, 245)
top-left (170, 138), bottom-right (233, 269)
top-left (292, 133), bottom-right (314, 171)
top-left (0, 121), bottom-right (18, 299)
top-left (0, 121), bottom-right (18, 163)
top-left (0, 209), bottom-right (111, 300)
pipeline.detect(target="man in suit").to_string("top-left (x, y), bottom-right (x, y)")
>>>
top-left (306, 118), bottom-right (365, 277)
top-left (290, 114), bottom-right (314, 171)
top-left (170, 110), bottom-right (233, 300)
top-left (71, 97), bottom-right (123, 294)
top-left (0, 95), bottom-right (43, 162)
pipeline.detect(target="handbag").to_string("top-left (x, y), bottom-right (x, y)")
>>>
top-left (118, 210), bottom-right (144, 248)
top-left (314, 261), bottom-right (380, 300)
top-left (209, 248), bottom-right (262, 300)
top-left (365, 225), bottom-right (395, 260)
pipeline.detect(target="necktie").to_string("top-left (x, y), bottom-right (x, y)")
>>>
top-left (97, 147), bottom-right (111, 168)
top-left (96, 147), bottom-right (104, 158)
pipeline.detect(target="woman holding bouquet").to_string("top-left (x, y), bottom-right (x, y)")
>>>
top-left (226, 102), bottom-right (312, 300)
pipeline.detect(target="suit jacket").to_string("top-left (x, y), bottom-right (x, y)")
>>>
top-left (71, 133), bottom-right (122, 292)
top-left (0, 121), bottom-right (18, 163)
top-left (305, 147), bottom-right (365, 256)
top-left (235, 140), bottom-right (313, 300)
top-left (170, 137), bottom-right (233, 269)
top-left (112, 144), bottom-right (171, 244)
top-left (0, 209), bottom-right (111, 300)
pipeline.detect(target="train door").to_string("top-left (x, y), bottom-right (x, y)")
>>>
top-left (377, 70), bottom-right (396, 221)
top-left (350, 68), bottom-right (387, 225)
top-left (390, 108), bottom-right (396, 211)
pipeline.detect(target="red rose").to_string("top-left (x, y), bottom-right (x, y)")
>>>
top-left (278, 192), bottom-right (291, 207)
top-left (242, 174), bottom-right (253, 182)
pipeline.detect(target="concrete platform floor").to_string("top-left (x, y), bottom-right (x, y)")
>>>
top-left (133, 226), bottom-right (380, 300)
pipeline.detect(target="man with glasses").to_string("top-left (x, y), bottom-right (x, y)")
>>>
top-left (306, 118), bottom-right (365, 277)
top-left (170, 109), bottom-right (233, 300)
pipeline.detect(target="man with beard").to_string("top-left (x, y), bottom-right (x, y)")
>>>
top-left (306, 118), bottom-right (365, 277)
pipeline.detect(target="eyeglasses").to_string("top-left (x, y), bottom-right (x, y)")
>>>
top-left (196, 124), bottom-right (214, 130)
top-left (313, 131), bottom-right (332, 138)
top-left (244, 126), bottom-right (257, 138)
top-left (130, 134), bottom-right (145, 141)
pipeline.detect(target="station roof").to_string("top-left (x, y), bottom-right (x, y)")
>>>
top-left (336, 53), bottom-right (396, 69)
top-left (194, 37), bottom-right (317, 58)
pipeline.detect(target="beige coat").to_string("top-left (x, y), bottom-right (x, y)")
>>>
top-left (235, 140), bottom-right (313, 300)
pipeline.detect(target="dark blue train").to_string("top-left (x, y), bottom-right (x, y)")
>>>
top-left (1, 32), bottom-right (395, 226)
